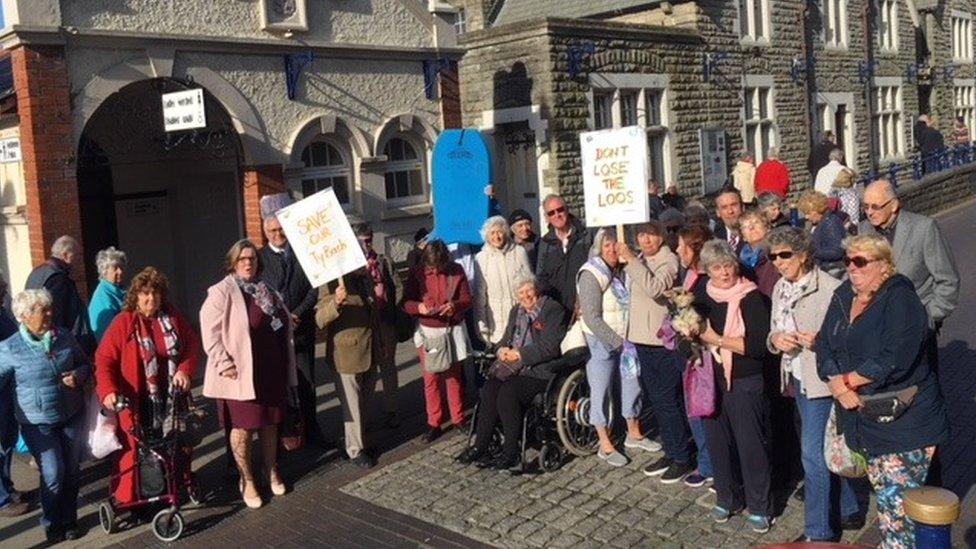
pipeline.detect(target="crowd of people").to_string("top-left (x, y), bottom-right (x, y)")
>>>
top-left (0, 156), bottom-right (961, 548)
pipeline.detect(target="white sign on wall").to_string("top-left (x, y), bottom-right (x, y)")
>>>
top-left (580, 126), bottom-right (650, 227)
top-left (0, 138), bottom-right (21, 163)
top-left (161, 89), bottom-right (206, 132)
top-left (276, 187), bottom-right (366, 288)
top-left (699, 128), bottom-right (728, 195)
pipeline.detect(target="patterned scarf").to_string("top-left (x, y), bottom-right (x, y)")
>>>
top-left (585, 257), bottom-right (639, 380)
top-left (365, 249), bottom-right (388, 309)
top-left (135, 311), bottom-right (181, 434)
top-left (739, 243), bottom-right (764, 270)
top-left (512, 296), bottom-right (547, 348)
top-left (771, 271), bottom-right (812, 378)
top-left (234, 276), bottom-right (285, 318)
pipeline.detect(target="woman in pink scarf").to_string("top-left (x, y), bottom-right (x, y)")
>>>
top-left (695, 239), bottom-right (774, 533)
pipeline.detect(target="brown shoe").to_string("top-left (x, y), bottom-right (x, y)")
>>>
top-left (0, 500), bottom-right (29, 517)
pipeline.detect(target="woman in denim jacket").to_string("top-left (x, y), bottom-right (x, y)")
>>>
top-left (0, 289), bottom-right (91, 543)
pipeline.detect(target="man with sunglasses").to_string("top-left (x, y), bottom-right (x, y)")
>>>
top-left (534, 194), bottom-right (592, 313)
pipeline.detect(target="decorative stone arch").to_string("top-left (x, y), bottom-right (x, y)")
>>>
top-left (373, 112), bottom-right (439, 154)
top-left (72, 56), bottom-right (270, 165)
top-left (286, 114), bottom-right (373, 161)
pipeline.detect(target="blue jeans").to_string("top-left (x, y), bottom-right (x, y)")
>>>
top-left (636, 345), bottom-right (691, 464)
top-left (20, 411), bottom-right (85, 529)
top-left (0, 392), bottom-right (17, 508)
top-left (585, 334), bottom-right (641, 427)
top-left (796, 389), bottom-right (861, 540)
top-left (690, 416), bottom-right (713, 477)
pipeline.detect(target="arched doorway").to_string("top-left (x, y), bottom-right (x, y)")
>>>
top-left (77, 78), bottom-right (244, 316)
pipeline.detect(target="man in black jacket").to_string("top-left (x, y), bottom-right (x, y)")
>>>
top-left (24, 235), bottom-right (95, 355)
top-left (258, 206), bottom-right (327, 447)
top-left (806, 130), bottom-right (836, 179)
top-left (534, 194), bottom-right (592, 313)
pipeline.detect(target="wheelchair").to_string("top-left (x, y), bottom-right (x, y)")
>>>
top-left (466, 346), bottom-right (613, 473)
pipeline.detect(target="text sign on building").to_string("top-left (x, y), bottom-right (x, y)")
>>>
top-left (580, 126), bottom-right (650, 227)
top-left (276, 187), bottom-right (366, 288)
top-left (699, 128), bottom-right (728, 195)
top-left (0, 138), bottom-right (21, 163)
top-left (161, 89), bottom-right (206, 132)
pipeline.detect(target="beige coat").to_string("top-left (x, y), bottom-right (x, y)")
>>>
top-left (315, 270), bottom-right (377, 375)
top-left (732, 160), bottom-right (757, 203)
top-left (623, 246), bottom-right (679, 346)
top-left (200, 275), bottom-right (298, 401)
top-left (767, 268), bottom-right (840, 399)
top-left (474, 242), bottom-right (532, 345)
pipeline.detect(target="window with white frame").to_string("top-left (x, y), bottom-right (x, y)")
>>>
top-left (300, 139), bottom-right (352, 207)
top-left (823, 0), bottom-right (848, 48)
top-left (872, 84), bottom-right (905, 160)
top-left (954, 84), bottom-right (976, 141)
top-left (877, 0), bottom-right (898, 52)
top-left (454, 8), bottom-right (467, 36)
top-left (952, 13), bottom-right (973, 62)
top-left (588, 77), bottom-right (672, 184)
top-left (738, 0), bottom-right (770, 42)
top-left (383, 136), bottom-right (427, 206)
top-left (742, 84), bottom-right (778, 163)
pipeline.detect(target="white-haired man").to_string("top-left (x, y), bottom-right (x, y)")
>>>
top-left (814, 148), bottom-right (846, 195)
top-left (24, 236), bottom-right (94, 354)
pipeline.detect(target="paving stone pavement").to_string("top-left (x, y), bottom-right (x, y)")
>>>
top-left (341, 434), bottom-right (873, 548)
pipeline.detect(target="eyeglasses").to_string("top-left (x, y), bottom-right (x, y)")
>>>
top-left (546, 206), bottom-right (567, 217)
top-left (843, 255), bottom-right (877, 268)
top-left (862, 197), bottom-right (895, 212)
top-left (767, 251), bottom-right (795, 261)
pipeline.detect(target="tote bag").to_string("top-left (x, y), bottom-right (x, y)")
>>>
top-left (683, 352), bottom-right (716, 418)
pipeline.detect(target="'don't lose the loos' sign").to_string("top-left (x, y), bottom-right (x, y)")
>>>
top-left (580, 126), bottom-right (650, 228)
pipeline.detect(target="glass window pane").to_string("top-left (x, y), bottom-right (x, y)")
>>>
top-left (302, 179), bottom-right (317, 197)
top-left (310, 142), bottom-right (329, 166)
top-left (332, 176), bottom-right (349, 203)
top-left (621, 92), bottom-right (639, 126)
top-left (384, 172), bottom-right (396, 199)
top-left (744, 89), bottom-right (754, 120)
top-left (739, 0), bottom-right (749, 36)
top-left (408, 169), bottom-right (423, 196)
top-left (753, 0), bottom-right (765, 38)
top-left (395, 171), bottom-right (409, 197)
top-left (647, 91), bottom-right (662, 126)
top-left (301, 146), bottom-right (311, 166)
top-left (746, 125), bottom-right (758, 157)
top-left (402, 140), bottom-right (418, 160)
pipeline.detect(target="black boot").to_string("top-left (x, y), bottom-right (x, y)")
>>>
top-left (456, 446), bottom-right (486, 464)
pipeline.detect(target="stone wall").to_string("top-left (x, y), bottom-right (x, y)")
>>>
top-left (899, 163), bottom-right (976, 216)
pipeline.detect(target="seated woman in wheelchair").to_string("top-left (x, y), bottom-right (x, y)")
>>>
top-left (456, 276), bottom-right (566, 471)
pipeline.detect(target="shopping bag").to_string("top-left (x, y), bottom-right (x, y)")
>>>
top-left (823, 404), bottom-right (868, 478)
top-left (86, 391), bottom-right (122, 459)
top-left (683, 351), bottom-right (716, 418)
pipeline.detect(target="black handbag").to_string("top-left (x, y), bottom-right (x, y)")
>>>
top-left (394, 307), bottom-right (415, 343)
top-left (859, 385), bottom-right (918, 424)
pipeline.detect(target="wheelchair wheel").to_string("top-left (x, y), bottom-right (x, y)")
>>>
top-left (98, 501), bottom-right (116, 534)
top-left (538, 442), bottom-right (563, 472)
top-left (152, 508), bottom-right (185, 543)
top-left (555, 368), bottom-right (602, 456)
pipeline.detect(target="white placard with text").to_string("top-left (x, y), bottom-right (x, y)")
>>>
top-left (580, 126), bottom-right (650, 227)
top-left (161, 89), bottom-right (206, 132)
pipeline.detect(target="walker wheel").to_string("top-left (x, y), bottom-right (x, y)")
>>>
top-left (98, 501), bottom-right (116, 534)
top-left (152, 508), bottom-right (185, 542)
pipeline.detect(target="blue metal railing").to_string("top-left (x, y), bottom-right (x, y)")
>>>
top-left (857, 143), bottom-right (976, 188)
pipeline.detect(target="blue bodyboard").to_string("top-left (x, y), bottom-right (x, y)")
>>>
top-left (431, 129), bottom-right (492, 245)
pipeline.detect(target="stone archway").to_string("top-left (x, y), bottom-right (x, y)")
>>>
top-left (76, 77), bottom-right (245, 316)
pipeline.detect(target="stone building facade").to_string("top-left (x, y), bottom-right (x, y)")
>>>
top-left (0, 0), bottom-right (462, 314)
top-left (456, 0), bottom-right (976, 222)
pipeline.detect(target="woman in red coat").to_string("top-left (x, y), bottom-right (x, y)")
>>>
top-left (95, 267), bottom-right (199, 506)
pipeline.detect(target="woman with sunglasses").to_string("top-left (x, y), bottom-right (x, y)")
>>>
top-left (766, 227), bottom-right (861, 542)
top-left (817, 234), bottom-right (949, 548)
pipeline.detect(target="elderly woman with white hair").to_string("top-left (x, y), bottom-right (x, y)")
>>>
top-left (0, 289), bottom-right (91, 543)
top-left (579, 229), bottom-right (657, 468)
top-left (88, 246), bottom-right (128, 342)
top-left (457, 276), bottom-right (566, 471)
top-left (474, 215), bottom-right (532, 347)
top-left (693, 240), bottom-right (774, 533)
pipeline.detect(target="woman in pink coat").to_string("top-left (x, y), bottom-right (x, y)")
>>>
top-left (200, 240), bottom-right (297, 509)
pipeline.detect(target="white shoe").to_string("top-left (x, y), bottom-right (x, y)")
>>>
top-left (597, 449), bottom-right (629, 467)
top-left (624, 436), bottom-right (663, 452)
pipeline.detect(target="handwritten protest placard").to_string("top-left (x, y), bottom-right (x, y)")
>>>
top-left (580, 126), bottom-right (650, 227)
top-left (276, 188), bottom-right (366, 288)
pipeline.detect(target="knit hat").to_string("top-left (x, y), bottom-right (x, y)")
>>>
top-left (259, 193), bottom-right (294, 220)
top-left (658, 207), bottom-right (685, 229)
top-left (508, 209), bottom-right (533, 226)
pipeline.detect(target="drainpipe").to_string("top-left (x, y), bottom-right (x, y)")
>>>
top-left (864, 2), bottom-right (878, 174)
